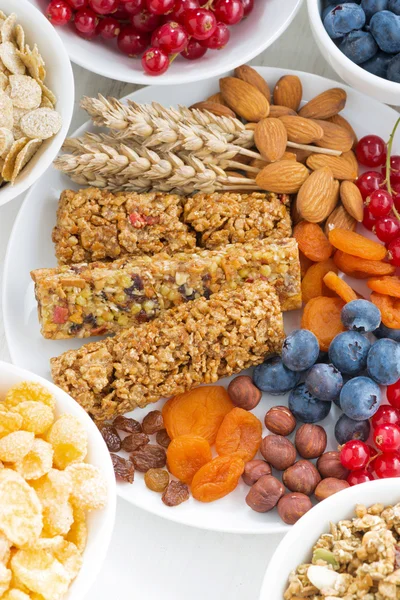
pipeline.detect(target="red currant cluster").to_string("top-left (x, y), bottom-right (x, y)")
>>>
top-left (355, 126), bottom-right (400, 267)
top-left (45, 0), bottom-right (255, 76)
top-left (340, 380), bottom-right (400, 482)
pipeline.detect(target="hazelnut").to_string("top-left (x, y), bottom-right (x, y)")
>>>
top-left (283, 460), bottom-right (321, 496)
top-left (228, 376), bottom-right (262, 411)
top-left (242, 459), bottom-right (272, 486)
top-left (246, 475), bottom-right (285, 513)
top-left (277, 493), bottom-right (312, 524)
top-left (315, 477), bottom-right (350, 502)
top-left (295, 424), bottom-right (327, 459)
top-left (264, 406), bottom-right (296, 436)
top-left (260, 435), bottom-right (296, 471)
top-left (317, 451), bottom-right (349, 480)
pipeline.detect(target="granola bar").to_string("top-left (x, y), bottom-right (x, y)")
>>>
top-left (182, 191), bottom-right (291, 249)
top-left (50, 279), bottom-right (285, 421)
top-left (52, 188), bottom-right (196, 264)
top-left (31, 238), bottom-right (301, 340)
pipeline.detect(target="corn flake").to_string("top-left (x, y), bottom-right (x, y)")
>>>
top-left (0, 431), bottom-right (34, 463)
top-left (1, 14), bottom-right (16, 43)
top-left (2, 138), bottom-right (28, 182)
top-left (14, 439), bottom-right (53, 480)
top-left (14, 401), bottom-right (53, 435)
top-left (0, 563), bottom-right (11, 596)
top-left (65, 506), bottom-right (87, 553)
top-left (67, 463), bottom-right (107, 511)
top-left (11, 549), bottom-right (71, 600)
top-left (32, 469), bottom-right (72, 506)
top-left (0, 410), bottom-right (22, 438)
top-left (11, 138), bottom-right (42, 183)
top-left (0, 91), bottom-right (13, 129)
top-left (2, 589), bottom-right (31, 600)
top-left (0, 127), bottom-right (14, 157)
top-left (43, 501), bottom-right (73, 538)
top-left (9, 75), bottom-right (41, 110)
top-left (20, 108), bottom-right (61, 140)
top-left (0, 532), bottom-right (11, 563)
top-left (47, 415), bottom-right (88, 470)
top-left (5, 382), bottom-right (56, 410)
top-left (0, 42), bottom-right (25, 75)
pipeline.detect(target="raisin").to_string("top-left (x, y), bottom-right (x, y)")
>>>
top-left (113, 415), bottom-right (142, 433)
top-left (110, 453), bottom-right (134, 483)
top-left (162, 480), bottom-right (190, 506)
top-left (131, 444), bottom-right (166, 472)
top-left (144, 468), bottom-right (169, 492)
top-left (142, 410), bottom-right (164, 435)
top-left (156, 429), bottom-right (171, 448)
top-left (100, 425), bottom-right (121, 452)
top-left (121, 432), bottom-right (149, 452)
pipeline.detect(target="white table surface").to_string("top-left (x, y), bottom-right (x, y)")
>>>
top-left (0, 3), bottom-right (361, 598)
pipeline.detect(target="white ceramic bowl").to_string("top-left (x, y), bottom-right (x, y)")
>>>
top-left (307, 0), bottom-right (400, 106)
top-left (0, 0), bottom-right (74, 206)
top-left (259, 478), bottom-right (400, 600)
top-left (0, 360), bottom-right (116, 600)
top-left (28, 0), bottom-right (302, 85)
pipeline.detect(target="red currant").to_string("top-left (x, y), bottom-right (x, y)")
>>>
top-left (214, 0), bottom-right (244, 25)
top-left (181, 37), bottom-right (207, 59)
top-left (356, 171), bottom-right (386, 200)
top-left (371, 405), bottom-right (400, 428)
top-left (122, 0), bottom-right (144, 13)
top-left (241, 0), bottom-right (254, 16)
top-left (146, 0), bottom-right (175, 14)
top-left (373, 451), bottom-right (400, 478)
top-left (170, 0), bottom-right (198, 22)
top-left (367, 445), bottom-right (379, 461)
top-left (374, 423), bottom-right (400, 452)
top-left (392, 183), bottom-right (400, 212)
top-left (66, 0), bottom-right (88, 9)
top-left (374, 217), bottom-right (400, 244)
top-left (356, 135), bottom-right (387, 167)
top-left (184, 8), bottom-right (217, 40)
top-left (97, 16), bottom-right (121, 37)
top-left (340, 440), bottom-right (370, 471)
top-left (112, 4), bottom-right (130, 18)
top-left (347, 469), bottom-right (374, 486)
top-left (74, 7), bottom-right (99, 35)
top-left (47, 0), bottom-right (72, 25)
top-left (88, 0), bottom-right (119, 13)
top-left (362, 206), bottom-right (377, 231)
top-left (131, 9), bottom-right (161, 31)
top-left (388, 236), bottom-right (400, 267)
top-left (381, 155), bottom-right (400, 185)
top-left (367, 189), bottom-right (393, 217)
top-left (151, 21), bottom-right (188, 53)
top-left (118, 25), bottom-right (150, 54)
top-left (200, 21), bottom-right (230, 49)
top-left (388, 381), bottom-right (400, 410)
top-left (142, 47), bottom-right (169, 74)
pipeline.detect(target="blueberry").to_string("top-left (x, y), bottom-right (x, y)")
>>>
top-left (370, 10), bottom-right (400, 53)
top-left (361, 50), bottom-right (394, 78)
top-left (340, 30), bottom-right (378, 63)
top-left (324, 3), bottom-right (366, 39)
top-left (341, 299), bottom-right (381, 333)
top-left (334, 413), bottom-right (371, 444)
top-left (288, 383), bottom-right (332, 423)
top-left (361, 0), bottom-right (388, 20)
top-left (323, 4), bottom-right (335, 18)
top-left (253, 357), bottom-right (300, 395)
top-left (374, 322), bottom-right (400, 342)
top-left (305, 363), bottom-right (343, 401)
top-left (387, 52), bottom-right (400, 81)
top-left (340, 376), bottom-right (381, 420)
top-left (389, 0), bottom-right (400, 14)
top-left (367, 338), bottom-right (400, 384)
top-left (329, 331), bottom-right (371, 375)
top-left (281, 329), bottom-right (320, 372)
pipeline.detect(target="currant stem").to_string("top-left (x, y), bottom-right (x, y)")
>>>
top-left (386, 116), bottom-right (400, 221)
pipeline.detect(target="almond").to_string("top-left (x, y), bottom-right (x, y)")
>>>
top-left (313, 119), bottom-right (354, 153)
top-left (249, 157), bottom-right (268, 170)
top-left (190, 101), bottom-right (236, 118)
top-left (256, 160), bottom-right (309, 194)
top-left (245, 122), bottom-right (257, 130)
top-left (340, 180), bottom-right (364, 222)
top-left (328, 114), bottom-right (358, 149)
top-left (342, 150), bottom-right (358, 178)
top-left (206, 92), bottom-right (228, 107)
top-left (283, 151), bottom-right (297, 161)
top-left (234, 65), bottom-right (271, 103)
top-left (296, 167), bottom-right (337, 223)
top-left (279, 115), bottom-right (324, 144)
top-left (287, 146), bottom-right (312, 164)
top-left (306, 152), bottom-right (357, 180)
top-left (254, 118), bottom-right (287, 162)
top-left (269, 105), bottom-right (297, 118)
top-left (291, 200), bottom-right (302, 226)
top-left (325, 204), bottom-right (357, 236)
top-left (273, 75), bottom-right (303, 111)
top-left (220, 77), bottom-right (270, 122)
top-left (298, 88), bottom-right (347, 119)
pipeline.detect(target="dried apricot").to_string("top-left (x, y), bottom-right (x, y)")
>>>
top-left (162, 386), bottom-right (233, 444)
top-left (333, 250), bottom-right (396, 278)
top-left (215, 408), bottom-right (262, 462)
top-left (166, 435), bottom-right (212, 484)
top-left (191, 455), bottom-right (245, 503)
top-left (301, 259), bottom-right (338, 304)
top-left (293, 221), bottom-right (333, 262)
top-left (299, 251), bottom-right (314, 278)
top-left (328, 228), bottom-right (387, 260)
top-left (301, 296), bottom-right (346, 351)
top-left (323, 271), bottom-right (358, 303)
top-left (370, 292), bottom-right (400, 329)
top-left (367, 276), bottom-right (400, 298)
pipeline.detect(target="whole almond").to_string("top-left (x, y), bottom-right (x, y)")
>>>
top-left (291, 200), bottom-right (302, 226)
top-left (282, 151), bottom-right (297, 161)
top-left (269, 105), bottom-right (297, 118)
top-left (249, 157), bottom-right (268, 170)
top-left (256, 160), bottom-right (309, 194)
top-left (296, 167), bottom-right (337, 223)
top-left (306, 153), bottom-right (357, 180)
top-left (313, 119), bottom-right (354, 153)
top-left (235, 64), bottom-right (271, 103)
top-left (340, 180), bottom-right (364, 222)
top-left (298, 88), bottom-right (347, 119)
top-left (190, 101), bottom-right (236, 118)
top-left (220, 77), bottom-right (270, 122)
top-left (280, 115), bottom-right (324, 144)
top-left (328, 114), bottom-right (358, 148)
top-left (324, 204), bottom-right (357, 236)
top-left (342, 150), bottom-right (359, 177)
top-left (245, 122), bottom-right (257, 130)
top-left (207, 92), bottom-right (228, 106)
top-left (254, 118), bottom-right (287, 162)
top-left (273, 75), bottom-right (303, 111)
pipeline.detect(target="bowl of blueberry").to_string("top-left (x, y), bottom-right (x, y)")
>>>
top-left (307, 0), bottom-right (400, 105)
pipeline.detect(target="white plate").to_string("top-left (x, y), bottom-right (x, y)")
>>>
top-left (4, 67), bottom-right (399, 534)
top-left (28, 0), bottom-right (302, 85)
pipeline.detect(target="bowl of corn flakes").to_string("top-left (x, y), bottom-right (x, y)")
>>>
top-left (0, 0), bottom-right (74, 206)
top-left (0, 360), bottom-right (116, 600)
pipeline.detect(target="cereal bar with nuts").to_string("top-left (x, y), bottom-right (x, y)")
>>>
top-left (31, 238), bottom-right (301, 340)
top-left (52, 187), bottom-right (196, 264)
top-left (50, 279), bottom-right (285, 421)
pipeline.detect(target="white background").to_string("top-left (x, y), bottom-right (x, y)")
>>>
top-left (0, 4), bottom-right (384, 598)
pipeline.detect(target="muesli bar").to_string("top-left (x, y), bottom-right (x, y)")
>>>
top-left (50, 279), bottom-right (285, 421)
top-left (52, 187), bottom-right (196, 264)
top-left (32, 238), bottom-right (301, 340)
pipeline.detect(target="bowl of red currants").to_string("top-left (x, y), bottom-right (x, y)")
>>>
top-left (31, 0), bottom-right (303, 83)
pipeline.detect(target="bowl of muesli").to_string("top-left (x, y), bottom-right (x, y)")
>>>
top-left (0, 0), bottom-right (74, 206)
top-left (260, 478), bottom-right (400, 600)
